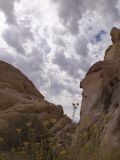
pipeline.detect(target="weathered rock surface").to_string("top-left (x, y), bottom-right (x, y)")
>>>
top-left (0, 60), bottom-right (75, 158)
top-left (0, 61), bottom-right (44, 99)
top-left (104, 27), bottom-right (120, 61)
top-left (75, 27), bottom-right (120, 155)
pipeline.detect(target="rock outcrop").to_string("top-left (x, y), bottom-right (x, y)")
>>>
top-left (74, 27), bottom-right (120, 158)
top-left (0, 61), bottom-right (75, 159)
top-left (104, 27), bottom-right (120, 61)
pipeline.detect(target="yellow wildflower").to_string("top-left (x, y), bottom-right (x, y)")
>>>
top-left (0, 137), bottom-right (3, 143)
top-left (35, 142), bottom-right (40, 147)
top-left (16, 128), bottom-right (21, 133)
top-left (50, 119), bottom-right (57, 123)
top-left (26, 122), bottom-right (32, 127)
top-left (11, 147), bottom-right (16, 152)
top-left (60, 150), bottom-right (67, 155)
top-left (66, 133), bottom-right (71, 137)
top-left (43, 120), bottom-right (49, 127)
top-left (30, 128), bottom-right (35, 133)
top-left (23, 141), bottom-right (29, 147)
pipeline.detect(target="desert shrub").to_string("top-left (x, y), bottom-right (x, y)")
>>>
top-left (0, 114), bottom-right (55, 160)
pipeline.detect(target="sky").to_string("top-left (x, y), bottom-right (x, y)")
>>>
top-left (0, 0), bottom-right (120, 121)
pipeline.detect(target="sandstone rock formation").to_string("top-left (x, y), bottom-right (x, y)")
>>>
top-left (0, 61), bottom-right (75, 159)
top-left (104, 27), bottom-right (120, 61)
top-left (74, 27), bottom-right (120, 158)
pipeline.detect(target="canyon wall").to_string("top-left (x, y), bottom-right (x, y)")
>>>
top-left (74, 27), bottom-right (120, 157)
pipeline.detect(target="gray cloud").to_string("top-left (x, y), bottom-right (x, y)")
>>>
top-left (53, 37), bottom-right (65, 48)
top-left (0, 0), bottom-right (20, 25)
top-left (2, 25), bottom-right (34, 54)
top-left (3, 27), bottom-right (25, 54)
top-left (46, 67), bottom-right (80, 97)
top-left (49, 79), bottom-right (65, 95)
top-left (53, 51), bottom-right (91, 79)
top-left (51, 0), bottom-right (82, 34)
top-left (84, 0), bottom-right (119, 21)
top-left (16, 48), bottom-right (44, 73)
top-left (49, 77), bottom-right (80, 96)
top-left (53, 52), bottom-right (80, 78)
top-left (74, 37), bottom-right (89, 56)
top-left (38, 38), bottom-right (51, 54)
top-left (51, 0), bottom-right (119, 34)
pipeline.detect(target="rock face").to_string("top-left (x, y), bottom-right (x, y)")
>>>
top-left (0, 61), bottom-right (75, 157)
top-left (0, 61), bottom-right (44, 99)
top-left (104, 27), bottom-right (120, 61)
top-left (75, 27), bottom-right (120, 155)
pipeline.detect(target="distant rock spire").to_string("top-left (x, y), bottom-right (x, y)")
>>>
top-left (110, 27), bottom-right (120, 44)
top-left (104, 27), bottom-right (120, 61)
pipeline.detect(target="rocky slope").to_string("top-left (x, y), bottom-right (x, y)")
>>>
top-left (74, 27), bottom-right (120, 158)
top-left (0, 60), bottom-right (75, 159)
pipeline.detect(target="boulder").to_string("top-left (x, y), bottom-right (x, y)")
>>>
top-left (0, 60), bottom-right (75, 159)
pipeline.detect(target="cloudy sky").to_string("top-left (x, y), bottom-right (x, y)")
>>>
top-left (0, 0), bottom-right (120, 120)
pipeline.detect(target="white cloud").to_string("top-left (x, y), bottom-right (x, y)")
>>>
top-left (0, 0), bottom-right (20, 25)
